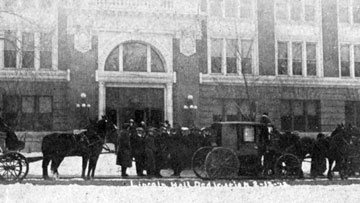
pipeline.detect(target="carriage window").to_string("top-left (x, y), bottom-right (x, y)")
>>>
top-left (243, 126), bottom-right (255, 142)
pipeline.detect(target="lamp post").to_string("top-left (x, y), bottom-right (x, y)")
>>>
top-left (76, 93), bottom-right (91, 128)
top-left (183, 95), bottom-right (197, 127)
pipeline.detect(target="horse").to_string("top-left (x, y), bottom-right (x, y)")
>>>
top-left (41, 117), bottom-right (117, 180)
top-left (263, 129), bottom-right (315, 178)
top-left (326, 124), bottom-right (353, 180)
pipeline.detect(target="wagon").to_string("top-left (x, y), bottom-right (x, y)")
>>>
top-left (191, 122), bottom-right (303, 180)
top-left (0, 132), bottom-right (29, 181)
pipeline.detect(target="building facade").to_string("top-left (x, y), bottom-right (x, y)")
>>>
top-left (1, 0), bottom-right (360, 135)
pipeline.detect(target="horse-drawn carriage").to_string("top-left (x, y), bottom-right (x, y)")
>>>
top-left (0, 132), bottom-right (29, 181)
top-left (191, 121), bottom-right (303, 180)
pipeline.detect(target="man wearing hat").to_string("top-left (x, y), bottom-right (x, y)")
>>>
top-left (131, 127), bottom-right (146, 176)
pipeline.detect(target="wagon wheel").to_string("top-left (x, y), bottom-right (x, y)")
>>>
top-left (11, 152), bottom-right (29, 180)
top-left (274, 153), bottom-right (302, 179)
top-left (192, 147), bottom-right (213, 179)
top-left (204, 147), bottom-right (239, 180)
top-left (0, 152), bottom-right (23, 181)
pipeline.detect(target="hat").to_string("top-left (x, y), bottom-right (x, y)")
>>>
top-left (129, 119), bottom-right (134, 123)
top-left (136, 127), bottom-right (144, 131)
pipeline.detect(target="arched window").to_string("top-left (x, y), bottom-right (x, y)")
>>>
top-left (104, 42), bottom-right (165, 72)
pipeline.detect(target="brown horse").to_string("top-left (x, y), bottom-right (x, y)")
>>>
top-left (41, 117), bottom-right (117, 180)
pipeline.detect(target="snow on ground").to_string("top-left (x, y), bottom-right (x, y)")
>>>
top-left (1, 149), bottom-right (360, 203)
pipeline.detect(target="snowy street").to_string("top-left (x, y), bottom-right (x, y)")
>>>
top-left (1, 152), bottom-right (360, 203)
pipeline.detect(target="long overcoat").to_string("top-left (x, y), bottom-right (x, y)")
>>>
top-left (116, 130), bottom-right (132, 167)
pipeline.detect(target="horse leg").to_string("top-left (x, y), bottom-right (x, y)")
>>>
top-left (82, 155), bottom-right (89, 179)
top-left (42, 156), bottom-right (51, 180)
top-left (51, 157), bottom-right (64, 180)
top-left (327, 159), bottom-right (334, 180)
top-left (90, 156), bottom-right (100, 179)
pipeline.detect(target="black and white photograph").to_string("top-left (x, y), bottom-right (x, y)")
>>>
top-left (1, 0), bottom-right (360, 202)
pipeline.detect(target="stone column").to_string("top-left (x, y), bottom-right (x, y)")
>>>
top-left (98, 81), bottom-right (106, 119)
top-left (0, 31), bottom-right (4, 69)
top-left (165, 82), bottom-right (173, 126)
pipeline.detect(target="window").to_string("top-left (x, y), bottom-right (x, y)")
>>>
top-left (40, 0), bottom-right (52, 9)
top-left (123, 42), bottom-right (147, 72)
top-left (210, 0), bottom-right (222, 17)
top-left (212, 99), bottom-right (253, 122)
top-left (278, 41), bottom-right (288, 75)
top-left (104, 46), bottom-right (119, 71)
top-left (3, 95), bottom-right (53, 130)
top-left (4, 30), bottom-right (17, 68)
top-left (151, 49), bottom-right (164, 72)
top-left (104, 42), bottom-right (165, 72)
top-left (306, 42), bottom-right (317, 76)
top-left (3, 95), bottom-right (20, 128)
top-left (226, 39), bottom-right (237, 74)
top-left (243, 126), bottom-right (255, 142)
top-left (354, 0), bottom-right (360, 23)
top-left (355, 45), bottom-right (360, 77)
top-left (211, 39), bottom-right (223, 73)
top-left (305, 0), bottom-right (316, 21)
top-left (292, 42), bottom-right (302, 75)
top-left (345, 101), bottom-right (360, 126)
top-left (40, 33), bottom-right (52, 69)
top-left (22, 32), bottom-right (34, 69)
top-left (290, 0), bottom-right (302, 21)
top-left (240, 0), bottom-right (253, 19)
top-left (276, 0), bottom-right (316, 22)
top-left (241, 40), bottom-right (252, 74)
top-left (339, 0), bottom-right (350, 23)
top-left (340, 44), bottom-right (350, 77)
top-left (225, 0), bottom-right (237, 18)
top-left (280, 100), bottom-right (320, 132)
top-left (276, 0), bottom-right (289, 20)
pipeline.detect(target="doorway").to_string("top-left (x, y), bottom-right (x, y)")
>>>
top-left (106, 87), bottom-right (164, 128)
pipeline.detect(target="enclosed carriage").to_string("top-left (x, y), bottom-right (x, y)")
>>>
top-left (0, 132), bottom-right (29, 181)
top-left (192, 122), bottom-right (302, 180)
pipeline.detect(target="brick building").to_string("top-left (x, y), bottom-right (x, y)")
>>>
top-left (1, 0), bottom-right (360, 137)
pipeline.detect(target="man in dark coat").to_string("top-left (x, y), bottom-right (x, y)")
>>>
top-left (130, 127), bottom-right (146, 176)
top-left (116, 126), bottom-right (132, 177)
top-left (311, 133), bottom-right (328, 177)
top-left (144, 127), bottom-right (157, 177)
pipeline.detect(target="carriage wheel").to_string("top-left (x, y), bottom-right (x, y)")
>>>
top-left (204, 147), bottom-right (239, 180)
top-left (0, 153), bottom-right (23, 181)
top-left (274, 154), bottom-right (302, 179)
top-left (11, 152), bottom-right (29, 180)
top-left (192, 147), bottom-right (213, 179)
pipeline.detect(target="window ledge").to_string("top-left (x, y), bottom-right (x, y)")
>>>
top-left (0, 69), bottom-right (70, 81)
top-left (200, 73), bottom-right (360, 87)
top-left (96, 70), bottom-right (175, 84)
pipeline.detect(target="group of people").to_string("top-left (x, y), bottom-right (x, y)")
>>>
top-left (115, 119), bottom-right (213, 177)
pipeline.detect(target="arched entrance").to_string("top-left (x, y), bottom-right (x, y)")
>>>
top-left (98, 40), bottom-right (173, 128)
